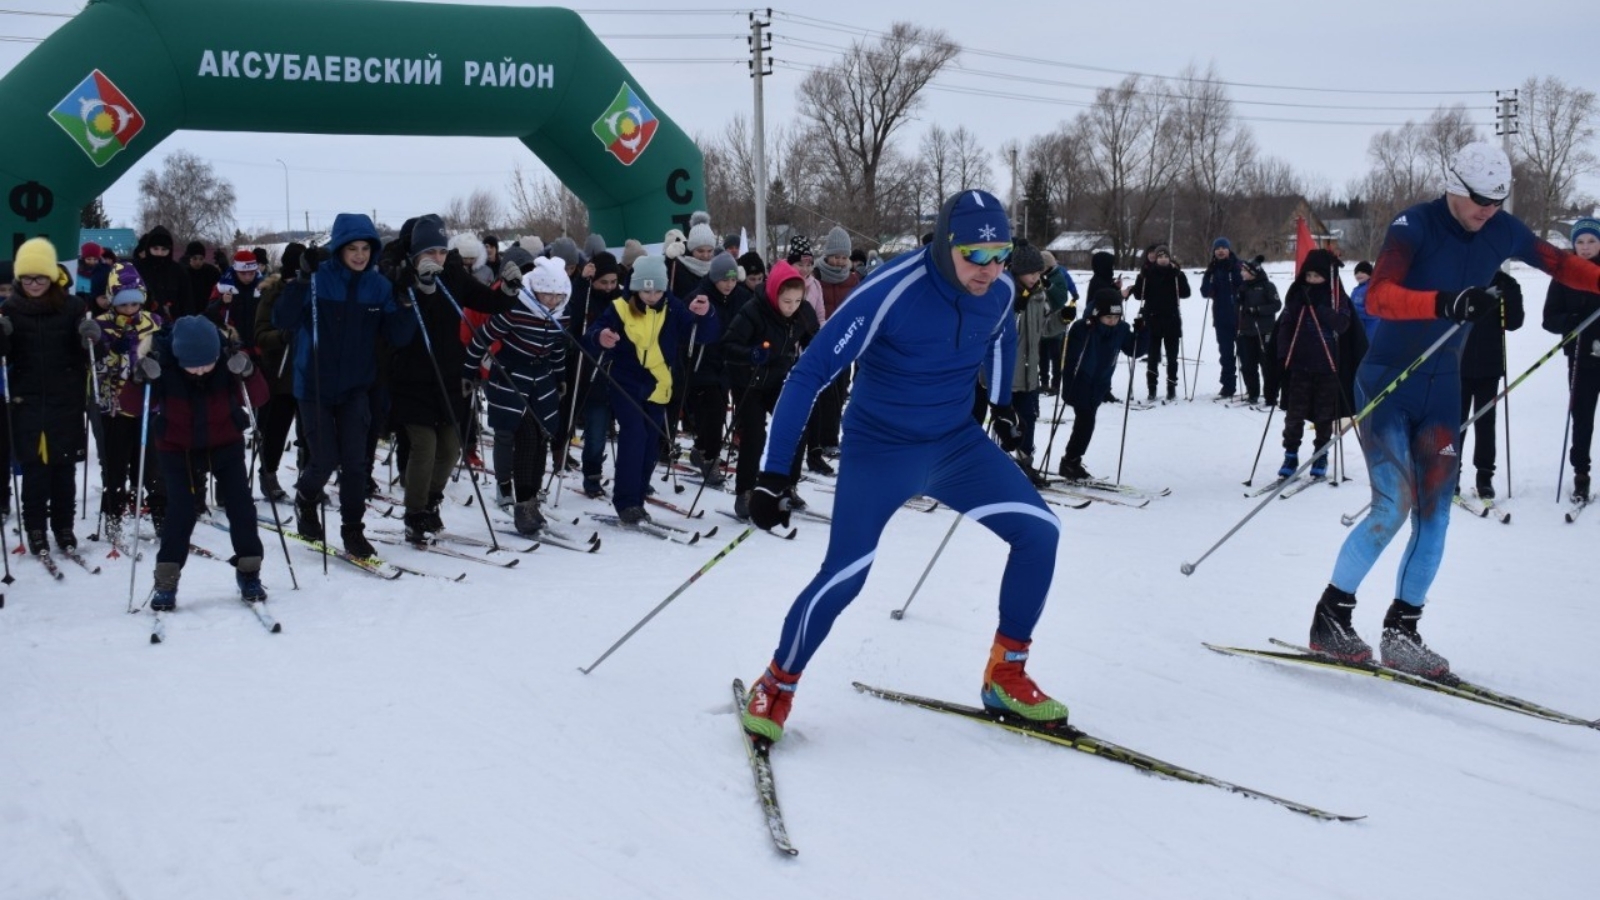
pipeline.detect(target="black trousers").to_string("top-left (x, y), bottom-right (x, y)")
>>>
top-left (258, 393), bottom-right (300, 473)
top-left (1064, 401), bottom-right (1100, 460)
top-left (1236, 334), bottom-right (1281, 403)
top-left (296, 394), bottom-right (372, 527)
top-left (1568, 362), bottom-right (1600, 475)
top-left (1145, 320), bottom-right (1181, 391)
top-left (157, 441), bottom-right (263, 567)
top-left (1458, 374), bottom-right (1502, 476)
top-left (691, 384), bottom-right (730, 460)
top-left (21, 460), bottom-right (75, 532)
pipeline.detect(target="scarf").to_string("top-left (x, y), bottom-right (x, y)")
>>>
top-left (678, 255), bottom-right (710, 279)
top-left (815, 257), bottom-right (852, 285)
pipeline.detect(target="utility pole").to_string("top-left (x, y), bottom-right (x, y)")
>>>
top-left (1496, 89), bottom-right (1519, 215)
top-left (1009, 145), bottom-right (1020, 236)
top-left (749, 10), bottom-right (772, 262)
top-left (275, 158), bottom-right (290, 236)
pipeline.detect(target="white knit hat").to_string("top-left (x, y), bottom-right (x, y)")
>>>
top-left (448, 233), bottom-right (487, 263)
top-left (1443, 141), bottom-right (1511, 201)
top-left (528, 257), bottom-right (571, 296)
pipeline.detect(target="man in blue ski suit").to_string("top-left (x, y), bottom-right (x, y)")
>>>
top-left (740, 191), bottom-right (1066, 743)
top-left (1310, 142), bottom-right (1600, 678)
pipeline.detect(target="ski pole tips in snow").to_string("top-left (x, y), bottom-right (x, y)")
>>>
top-left (1180, 561), bottom-right (1196, 576)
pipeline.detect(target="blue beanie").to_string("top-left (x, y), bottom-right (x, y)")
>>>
top-left (171, 315), bottom-right (221, 368)
top-left (1212, 237), bottom-right (1232, 251)
top-left (944, 190), bottom-right (1012, 247)
top-left (1571, 217), bottom-right (1600, 245)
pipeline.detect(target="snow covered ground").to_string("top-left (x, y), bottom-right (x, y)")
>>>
top-left (3, 263), bottom-right (1596, 899)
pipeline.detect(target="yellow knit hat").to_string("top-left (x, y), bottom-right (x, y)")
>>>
top-left (13, 237), bottom-right (69, 287)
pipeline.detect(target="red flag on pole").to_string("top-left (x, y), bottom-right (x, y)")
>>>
top-left (1295, 215), bottom-right (1315, 275)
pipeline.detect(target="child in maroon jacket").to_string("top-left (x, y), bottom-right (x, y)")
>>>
top-left (138, 315), bottom-right (269, 611)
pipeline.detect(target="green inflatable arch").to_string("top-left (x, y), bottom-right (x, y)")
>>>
top-left (0, 0), bottom-right (704, 254)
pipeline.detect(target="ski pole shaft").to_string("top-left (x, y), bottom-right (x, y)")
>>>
top-left (1188, 298), bottom-right (1209, 401)
top-left (1115, 352), bottom-right (1134, 483)
top-left (579, 526), bottom-right (756, 674)
top-left (1183, 321), bottom-right (1463, 576)
top-left (125, 382), bottom-right (152, 613)
top-left (891, 514), bottom-right (961, 620)
top-left (240, 377), bottom-right (298, 590)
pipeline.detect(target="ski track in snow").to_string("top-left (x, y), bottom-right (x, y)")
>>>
top-left (2, 264), bottom-right (1596, 899)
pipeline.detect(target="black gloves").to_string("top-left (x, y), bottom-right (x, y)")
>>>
top-left (298, 246), bottom-right (322, 280)
top-left (749, 472), bottom-right (792, 530)
top-left (1062, 303), bottom-right (1078, 323)
top-left (990, 404), bottom-right (1023, 453)
top-left (1435, 287), bottom-right (1498, 323)
top-left (1490, 270), bottom-right (1522, 308)
top-left (226, 351), bottom-right (253, 376)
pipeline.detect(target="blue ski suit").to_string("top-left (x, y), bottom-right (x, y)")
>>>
top-left (759, 195), bottom-right (1061, 675)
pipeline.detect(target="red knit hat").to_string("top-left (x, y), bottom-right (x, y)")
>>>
top-left (80, 241), bottom-right (104, 259)
top-left (232, 248), bottom-right (259, 272)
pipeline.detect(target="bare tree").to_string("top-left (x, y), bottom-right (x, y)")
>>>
top-left (950, 126), bottom-right (993, 193)
top-left (136, 149), bottom-right (237, 243)
top-left (507, 163), bottom-right (587, 239)
top-left (1076, 75), bottom-right (1181, 261)
top-left (1024, 127), bottom-right (1091, 234)
top-left (1514, 76), bottom-right (1599, 240)
top-left (443, 188), bottom-right (504, 235)
top-left (1174, 62), bottom-right (1257, 256)
top-left (797, 22), bottom-right (959, 239)
top-left (917, 123), bottom-right (954, 222)
top-left (1348, 105), bottom-right (1481, 257)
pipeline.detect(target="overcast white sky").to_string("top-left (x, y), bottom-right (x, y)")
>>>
top-left (1, 0), bottom-right (1590, 238)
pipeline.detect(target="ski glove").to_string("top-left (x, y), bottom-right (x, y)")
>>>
top-left (298, 246), bottom-right (322, 280)
top-left (77, 317), bottom-right (102, 347)
top-left (1489, 270), bottom-right (1522, 308)
top-left (749, 472), bottom-right (792, 530)
top-left (226, 351), bottom-right (253, 376)
top-left (136, 355), bottom-right (161, 382)
top-left (498, 259), bottom-right (523, 295)
top-left (1435, 286), bottom-right (1498, 323)
top-left (1062, 303), bottom-right (1078, 323)
top-left (990, 404), bottom-right (1024, 453)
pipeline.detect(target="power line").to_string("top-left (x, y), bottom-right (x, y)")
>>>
top-left (0, 8), bottom-right (73, 17)
top-left (772, 10), bottom-right (1493, 98)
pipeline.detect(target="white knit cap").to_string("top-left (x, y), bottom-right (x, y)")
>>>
top-left (687, 223), bottom-right (717, 252)
top-left (529, 257), bottom-right (571, 296)
top-left (448, 233), bottom-right (487, 263)
top-left (1443, 141), bottom-right (1511, 201)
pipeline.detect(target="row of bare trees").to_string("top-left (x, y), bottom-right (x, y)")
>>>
top-left (491, 26), bottom-right (1597, 266)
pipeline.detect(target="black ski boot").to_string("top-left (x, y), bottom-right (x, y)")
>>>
top-left (150, 562), bottom-right (180, 611)
top-left (1475, 469), bottom-right (1495, 500)
top-left (1380, 599), bottom-right (1452, 680)
top-left (236, 556), bottom-right (267, 603)
top-left (1308, 584), bottom-right (1373, 663)
top-left (423, 492), bottom-right (446, 533)
top-left (1573, 472), bottom-right (1590, 504)
top-left (53, 527), bottom-right (77, 553)
top-left (1060, 457), bottom-right (1092, 481)
top-left (341, 522), bottom-right (377, 560)
top-left (403, 511), bottom-right (432, 544)
top-left (259, 471), bottom-right (290, 503)
top-left (513, 497), bottom-right (547, 536)
top-left (1166, 380), bottom-right (1178, 402)
top-left (295, 491), bottom-right (324, 542)
top-left (25, 528), bottom-right (49, 556)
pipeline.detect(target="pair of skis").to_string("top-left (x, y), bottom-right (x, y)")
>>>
top-left (732, 675), bottom-right (1365, 858)
top-left (149, 593), bottom-right (282, 644)
top-left (589, 513), bottom-right (715, 545)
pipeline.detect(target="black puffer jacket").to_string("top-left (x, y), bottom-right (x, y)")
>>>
top-left (721, 289), bottom-right (818, 394)
top-left (1129, 261), bottom-right (1191, 322)
top-left (1236, 276), bottom-right (1281, 339)
top-left (133, 227), bottom-right (191, 322)
top-left (0, 287), bottom-right (89, 464)
top-left (1543, 276), bottom-right (1600, 370)
top-left (686, 278), bottom-right (753, 389)
top-left (383, 253), bottom-right (516, 429)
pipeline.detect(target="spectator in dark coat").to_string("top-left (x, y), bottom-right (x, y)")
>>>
top-left (1456, 271), bottom-right (1524, 498)
top-left (1543, 216), bottom-right (1600, 502)
top-left (1273, 249), bottom-right (1350, 479)
top-left (1235, 256), bottom-right (1282, 406)
top-left (133, 226), bottom-right (190, 322)
top-left (1126, 243), bottom-right (1191, 401)
top-left (252, 243), bottom-right (305, 502)
top-left (1058, 288), bottom-right (1134, 481)
top-left (1200, 237), bottom-right (1243, 397)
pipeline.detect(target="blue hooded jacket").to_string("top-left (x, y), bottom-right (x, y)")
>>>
top-left (760, 191), bottom-right (1019, 475)
top-left (272, 213), bottom-right (417, 404)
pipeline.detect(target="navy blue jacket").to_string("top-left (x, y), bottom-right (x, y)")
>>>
top-left (1201, 255), bottom-right (1242, 330)
top-left (272, 214), bottom-right (417, 405)
top-left (1060, 317), bottom-right (1134, 408)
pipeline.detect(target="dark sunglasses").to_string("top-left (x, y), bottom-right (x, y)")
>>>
top-left (1451, 169), bottom-right (1505, 208)
top-left (955, 243), bottom-right (1012, 266)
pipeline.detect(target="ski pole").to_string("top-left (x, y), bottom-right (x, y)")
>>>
top-left (891, 514), bottom-right (961, 621)
top-left (4, 356), bottom-right (22, 558)
top-left (578, 525), bottom-right (756, 674)
top-left (308, 272), bottom-right (329, 576)
top-left (1242, 318), bottom-right (1280, 486)
top-left (1182, 320), bottom-right (1464, 576)
top-left (407, 291), bottom-right (500, 552)
top-left (1188, 297), bottom-right (1210, 401)
top-left (125, 382), bottom-right (152, 613)
top-left (1558, 359), bottom-right (1576, 503)
top-left (1114, 347), bottom-right (1135, 484)
top-left (0, 357), bottom-right (13, 589)
top-left (83, 315), bottom-right (106, 522)
top-left (1344, 306), bottom-right (1600, 525)
top-left (1501, 298), bottom-right (1513, 499)
top-left (239, 375), bottom-right (298, 590)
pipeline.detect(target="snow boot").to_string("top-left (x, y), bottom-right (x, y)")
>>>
top-left (1278, 450), bottom-right (1299, 480)
top-left (25, 528), bottom-right (49, 556)
top-left (1308, 584), bottom-right (1373, 663)
top-left (806, 451), bottom-right (835, 476)
top-left (734, 490), bottom-right (752, 521)
top-left (1575, 472), bottom-right (1592, 504)
top-left (1475, 469), bottom-right (1495, 500)
top-left (786, 489), bottom-right (808, 512)
top-left (495, 480), bottom-right (514, 511)
top-left (1146, 371), bottom-right (1158, 401)
top-left (236, 556), bottom-right (267, 603)
top-left (1309, 445), bottom-right (1328, 479)
top-left (1380, 599), bottom-right (1451, 680)
top-left (341, 522), bottom-right (377, 560)
top-left (403, 511), bottom-right (431, 544)
top-left (150, 562), bottom-right (180, 612)
top-left (1060, 456), bottom-right (1092, 481)
top-left (699, 457), bottom-right (726, 487)
top-left (259, 471), bottom-right (290, 503)
top-left (981, 633), bottom-right (1069, 726)
top-left (53, 527), bottom-right (77, 553)
top-left (742, 662), bottom-right (801, 744)
top-left (617, 506), bottom-right (651, 526)
top-left (1166, 380), bottom-right (1178, 402)
top-left (423, 493), bottom-right (446, 533)
top-left (513, 497), bottom-right (547, 536)
top-left (295, 491), bottom-right (324, 542)
top-left (582, 477), bottom-right (606, 499)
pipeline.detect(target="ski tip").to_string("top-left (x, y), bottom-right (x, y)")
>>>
top-left (149, 632), bottom-right (161, 645)
top-left (704, 526), bottom-right (719, 539)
